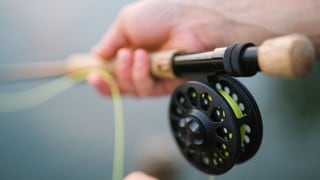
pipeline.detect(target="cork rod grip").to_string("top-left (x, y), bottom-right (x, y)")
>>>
top-left (66, 50), bottom-right (178, 79)
top-left (258, 34), bottom-right (316, 78)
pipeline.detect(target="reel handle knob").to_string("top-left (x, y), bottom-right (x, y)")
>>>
top-left (258, 34), bottom-right (316, 78)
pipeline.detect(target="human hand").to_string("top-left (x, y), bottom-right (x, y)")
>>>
top-left (90, 0), bottom-right (317, 97)
top-left (88, 0), bottom-right (227, 97)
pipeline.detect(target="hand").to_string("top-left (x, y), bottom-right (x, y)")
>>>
top-left (89, 0), bottom-right (320, 97)
top-left (88, 0), bottom-right (229, 97)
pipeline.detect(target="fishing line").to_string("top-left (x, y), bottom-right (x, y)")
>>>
top-left (0, 68), bottom-right (124, 180)
top-left (0, 76), bottom-right (81, 112)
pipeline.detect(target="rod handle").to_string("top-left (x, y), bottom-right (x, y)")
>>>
top-left (66, 50), bottom-right (178, 79)
top-left (258, 34), bottom-right (316, 78)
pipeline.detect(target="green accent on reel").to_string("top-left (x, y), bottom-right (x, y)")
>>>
top-left (224, 151), bottom-right (230, 158)
top-left (191, 91), bottom-right (197, 98)
top-left (201, 93), bottom-right (213, 102)
top-left (218, 89), bottom-right (246, 144)
top-left (228, 133), bottom-right (233, 140)
top-left (188, 88), bottom-right (197, 99)
top-left (218, 90), bottom-right (243, 119)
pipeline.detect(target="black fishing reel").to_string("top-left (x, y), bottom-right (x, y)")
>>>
top-left (169, 76), bottom-right (263, 175)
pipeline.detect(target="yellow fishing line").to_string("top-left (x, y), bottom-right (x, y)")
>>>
top-left (0, 77), bottom-right (81, 112)
top-left (0, 68), bottom-right (124, 180)
top-left (209, 175), bottom-right (215, 180)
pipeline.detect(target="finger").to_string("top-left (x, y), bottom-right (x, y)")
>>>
top-left (87, 73), bottom-right (111, 96)
top-left (92, 19), bottom-right (128, 58)
top-left (131, 49), bottom-right (157, 97)
top-left (115, 48), bottom-right (136, 95)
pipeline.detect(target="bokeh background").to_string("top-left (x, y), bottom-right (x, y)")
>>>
top-left (0, 0), bottom-right (320, 180)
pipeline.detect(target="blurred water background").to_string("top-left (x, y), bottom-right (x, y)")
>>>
top-left (0, 0), bottom-right (320, 180)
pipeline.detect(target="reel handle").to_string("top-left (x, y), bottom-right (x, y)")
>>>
top-left (66, 34), bottom-right (316, 79)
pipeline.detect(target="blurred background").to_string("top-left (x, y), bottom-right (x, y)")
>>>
top-left (0, 0), bottom-right (320, 179)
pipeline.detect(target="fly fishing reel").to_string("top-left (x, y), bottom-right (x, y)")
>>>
top-left (169, 76), bottom-right (263, 174)
top-left (166, 35), bottom-right (316, 174)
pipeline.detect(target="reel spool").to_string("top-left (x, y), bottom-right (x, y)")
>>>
top-left (215, 77), bottom-right (263, 163)
top-left (169, 77), bottom-right (263, 174)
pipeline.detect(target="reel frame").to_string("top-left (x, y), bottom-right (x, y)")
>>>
top-left (169, 75), bottom-right (263, 175)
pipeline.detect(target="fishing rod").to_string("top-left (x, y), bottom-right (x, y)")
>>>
top-left (0, 34), bottom-right (316, 82)
top-left (0, 34), bottom-right (317, 175)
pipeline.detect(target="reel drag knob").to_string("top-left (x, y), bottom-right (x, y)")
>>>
top-left (176, 116), bottom-right (205, 146)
